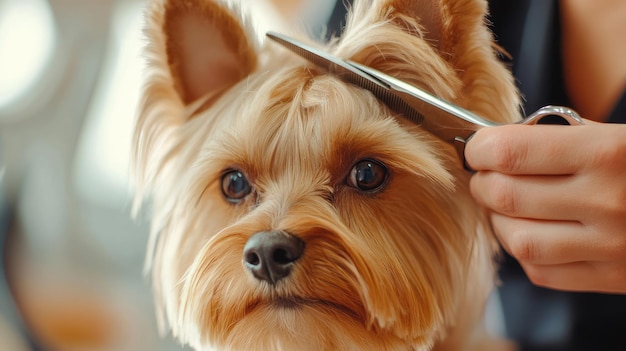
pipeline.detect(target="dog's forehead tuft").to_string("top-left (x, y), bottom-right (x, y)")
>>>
top-left (253, 67), bottom-right (397, 155)
top-left (262, 66), bottom-right (391, 127)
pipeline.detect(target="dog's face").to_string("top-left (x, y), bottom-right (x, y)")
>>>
top-left (133, 0), bottom-right (520, 350)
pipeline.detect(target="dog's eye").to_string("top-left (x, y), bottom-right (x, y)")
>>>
top-left (348, 159), bottom-right (388, 192)
top-left (221, 170), bottom-right (252, 202)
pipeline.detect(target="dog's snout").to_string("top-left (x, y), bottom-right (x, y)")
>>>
top-left (243, 231), bottom-right (304, 284)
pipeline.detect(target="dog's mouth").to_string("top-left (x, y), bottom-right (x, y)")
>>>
top-left (248, 296), bottom-right (360, 319)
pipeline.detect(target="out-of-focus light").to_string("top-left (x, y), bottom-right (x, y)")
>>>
top-left (73, 0), bottom-right (144, 208)
top-left (0, 0), bottom-right (56, 110)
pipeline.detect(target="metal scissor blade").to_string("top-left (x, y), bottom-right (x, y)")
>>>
top-left (266, 31), bottom-right (426, 125)
top-left (345, 61), bottom-right (499, 141)
top-left (265, 32), bottom-right (385, 87)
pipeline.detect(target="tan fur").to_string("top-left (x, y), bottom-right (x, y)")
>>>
top-left (132, 0), bottom-right (521, 350)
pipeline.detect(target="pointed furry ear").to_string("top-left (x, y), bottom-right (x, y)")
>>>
top-left (132, 0), bottom-right (259, 211)
top-left (338, 0), bottom-right (520, 124)
top-left (157, 0), bottom-right (258, 105)
top-left (386, 0), bottom-right (443, 44)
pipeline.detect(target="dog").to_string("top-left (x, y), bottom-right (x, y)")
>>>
top-left (131, 0), bottom-right (520, 350)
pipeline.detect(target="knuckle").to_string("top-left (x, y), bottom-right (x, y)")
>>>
top-left (608, 234), bottom-right (626, 261)
top-left (488, 129), bottom-right (526, 173)
top-left (606, 187), bottom-right (626, 217)
top-left (507, 230), bottom-right (540, 263)
top-left (589, 138), bottom-right (626, 170)
top-left (489, 175), bottom-right (518, 215)
top-left (589, 185), bottom-right (626, 225)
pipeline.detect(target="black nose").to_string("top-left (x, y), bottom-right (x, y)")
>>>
top-left (243, 231), bottom-right (304, 284)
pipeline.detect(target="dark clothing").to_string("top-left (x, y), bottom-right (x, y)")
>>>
top-left (489, 1), bottom-right (569, 115)
top-left (489, 0), bottom-right (626, 124)
top-left (489, 1), bottom-right (626, 350)
top-left (609, 92), bottom-right (626, 123)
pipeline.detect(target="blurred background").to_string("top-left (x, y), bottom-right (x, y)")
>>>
top-left (0, 0), bottom-right (191, 349)
top-left (0, 0), bottom-right (335, 350)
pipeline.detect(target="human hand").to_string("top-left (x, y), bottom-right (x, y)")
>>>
top-left (465, 121), bottom-right (626, 293)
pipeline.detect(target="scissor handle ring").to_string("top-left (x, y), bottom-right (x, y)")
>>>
top-left (522, 105), bottom-right (585, 126)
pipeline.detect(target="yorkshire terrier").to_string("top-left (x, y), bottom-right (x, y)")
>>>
top-left (132, 0), bottom-right (520, 350)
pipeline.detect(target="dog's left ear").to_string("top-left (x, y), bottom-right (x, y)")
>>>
top-left (337, 0), bottom-right (520, 123)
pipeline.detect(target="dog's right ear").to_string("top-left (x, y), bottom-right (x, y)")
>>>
top-left (132, 0), bottom-right (258, 209)
top-left (147, 0), bottom-right (258, 106)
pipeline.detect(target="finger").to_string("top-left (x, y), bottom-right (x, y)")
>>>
top-left (520, 261), bottom-right (626, 294)
top-left (470, 171), bottom-right (585, 221)
top-left (465, 123), bottom-right (590, 175)
top-left (490, 214), bottom-right (596, 265)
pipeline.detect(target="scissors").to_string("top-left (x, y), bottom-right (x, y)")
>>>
top-left (266, 32), bottom-right (584, 169)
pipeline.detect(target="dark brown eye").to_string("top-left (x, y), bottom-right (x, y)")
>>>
top-left (348, 159), bottom-right (388, 191)
top-left (221, 170), bottom-right (252, 203)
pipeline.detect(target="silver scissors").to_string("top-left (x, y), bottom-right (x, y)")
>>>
top-left (266, 32), bottom-right (584, 169)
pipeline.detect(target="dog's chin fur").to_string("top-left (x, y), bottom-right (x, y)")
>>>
top-left (132, 0), bottom-right (521, 350)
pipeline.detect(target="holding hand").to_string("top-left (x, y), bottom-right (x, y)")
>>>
top-left (465, 121), bottom-right (626, 293)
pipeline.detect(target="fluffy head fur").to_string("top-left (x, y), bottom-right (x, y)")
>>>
top-left (132, 0), bottom-right (520, 350)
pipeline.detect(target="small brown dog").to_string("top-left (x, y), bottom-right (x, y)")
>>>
top-left (132, 0), bottom-right (520, 350)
